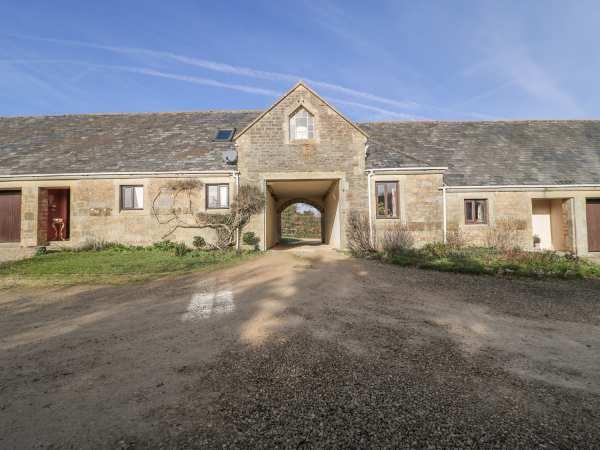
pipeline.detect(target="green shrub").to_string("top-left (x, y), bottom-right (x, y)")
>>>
top-left (243, 232), bottom-right (260, 250)
top-left (173, 242), bottom-right (190, 257)
top-left (152, 240), bottom-right (177, 252)
top-left (35, 246), bottom-right (47, 256)
top-left (192, 236), bottom-right (207, 249)
top-left (421, 242), bottom-right (451, 258)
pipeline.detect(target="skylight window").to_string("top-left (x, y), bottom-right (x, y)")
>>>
top-left (214, 129), bottom-right (235, 141)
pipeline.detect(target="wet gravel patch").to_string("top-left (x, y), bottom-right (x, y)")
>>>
top-left (143, 330), bottom-right (600, 449)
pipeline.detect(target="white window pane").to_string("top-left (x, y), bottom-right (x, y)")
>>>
top-left (219, 185), bottom-right (229, 208)
top-left (476, 202), bottom-right (485, 222)
top-left (133, 187), bottom-right (144, 209)
top-left (296, 126), bottom-right (308, 139)
top-left (208, 185), bottom-right (218, 208)
top-left (290, 108), bottom-right (314, 140)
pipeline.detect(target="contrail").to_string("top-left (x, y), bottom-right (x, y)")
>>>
top-left (1, 58), bottom-right (413, 118)
top-left (5, 34), bottom-right (419, 110)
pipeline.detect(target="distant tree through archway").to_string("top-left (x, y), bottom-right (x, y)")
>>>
top-left (280, 202), bottom-right (322, 243)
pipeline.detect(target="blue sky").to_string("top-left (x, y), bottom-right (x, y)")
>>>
top-left (1, 1), bottom-right (599, 121)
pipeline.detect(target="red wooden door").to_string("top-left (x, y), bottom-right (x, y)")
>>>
top-left (0, 190), bottom-right (21, 242)
top-left (47, 189), bottom-right (70, 241)
top-left (587, 199), bottom-right (600, 252)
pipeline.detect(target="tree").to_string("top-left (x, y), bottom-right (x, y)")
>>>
top-left (151, 180), bottom-right (264, 251)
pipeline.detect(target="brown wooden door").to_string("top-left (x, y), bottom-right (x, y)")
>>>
top-left (0, 190), bottom-right (22, 242)
top-left (586, 199), bottom-right (600, 252)
top-left (47, 189), bottom-right (70, 241)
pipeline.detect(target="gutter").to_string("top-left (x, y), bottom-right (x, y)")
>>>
top-left (0, 170), bottom-right (236, 181)
top-left (444, 183), bottom-right (600, 191)
top-left (365, 167), bottom-right (448, 173)
top-left (442, 184), bottom-right (447, 244)
top-left (367, 170), bottom-right (374, 246)
top-left (233, 170), bottom-right (240, 250)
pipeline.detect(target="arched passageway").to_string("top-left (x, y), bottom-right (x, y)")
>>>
top-left (264, 179), bottom-right (341, 249)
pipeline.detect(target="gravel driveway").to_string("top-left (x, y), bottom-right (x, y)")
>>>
top-left (1, 245), bottom-right (599, 448)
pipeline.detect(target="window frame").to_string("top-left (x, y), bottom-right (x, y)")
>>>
top-left (464, 199), bottom-right (488, 224)
top-left (205, 183), bottom-right (230, 210)
top-left (120, 185), bottom-right (144, 211)
top-left (289, 107), bottom-right (315, 141)
top-left (375, 181), bottom-right (399, 219)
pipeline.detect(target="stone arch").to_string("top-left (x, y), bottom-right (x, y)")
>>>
top-left (276, 198), bottom-right (324, 214)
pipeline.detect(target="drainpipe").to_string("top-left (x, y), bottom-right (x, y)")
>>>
top-left (442, 184), bottom-right (448, 244)
top-left (367, 170), bottom-right (374, 246)
top-left (232, 170), bottom-right (240, 251)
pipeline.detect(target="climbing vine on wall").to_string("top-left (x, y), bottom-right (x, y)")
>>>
top-left (151, 179), bottom-right (264, 250)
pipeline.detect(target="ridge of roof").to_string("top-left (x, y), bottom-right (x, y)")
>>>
top-left (0, 109), bottom-right (264, 120)
top-left (360, 119), bottom-right (600, 126)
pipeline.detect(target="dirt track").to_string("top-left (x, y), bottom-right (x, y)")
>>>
top-left (1, 244), bottom-right (599, 448)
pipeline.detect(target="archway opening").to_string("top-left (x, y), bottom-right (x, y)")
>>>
top-left (264, 179), bottom-right (340, 249)
top-left (280, 202), bottom-right (322, 245)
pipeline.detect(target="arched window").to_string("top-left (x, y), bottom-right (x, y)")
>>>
top-left (289, 108), bottom-right (314, 140)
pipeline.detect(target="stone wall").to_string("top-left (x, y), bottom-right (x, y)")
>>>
top-left (445, 188), bottom-right (600, 255)
top-left (235, 84), bottom-right (368, 249)
top-left (371, 172), bottom-right (445, 246)
top-left (0, 175), bottom-right (234, 250)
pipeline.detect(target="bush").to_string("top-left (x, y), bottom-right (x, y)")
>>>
top-left (486, 218), bottom-right (526, 251)
top-left (379, 223), bottom-right (414, 257)
top-left (346, 212), bottom-right (375, 257)
top-left (192, 236), bottom-right (207, 249)
top-left (446, 227), bottom-right (466, 249)
top-left (243, 231), bottom-right (260, 250)
top-left (152, 240), bottom-right (178, 251)
top-left (35, 246), bottom-right (47, 256)
top-left (173, 242), bottom-right (190, 257)
top-left (421, 241), bottom-right (451, 258)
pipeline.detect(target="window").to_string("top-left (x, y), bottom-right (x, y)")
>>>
top-left (465, 199), bottom-right (487, 224)
top-left (206, 184), bottom-right (229, 209)
top-left (289, 108), bottom-right (314, 140)
top-left (214, 129), bottom-right (235, 141)
top-left (376, 181), bottom-right (398, 218)
top-left (120, 185), bottom-right (144, 210)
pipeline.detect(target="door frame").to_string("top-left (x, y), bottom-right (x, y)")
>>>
top-left (0, 189), bottom-right (22, 243)
top-left (586, 198), bottom-right (600, 252)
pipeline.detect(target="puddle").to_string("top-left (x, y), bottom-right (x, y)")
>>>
top-left (182, 280), bottom-right (235, 321)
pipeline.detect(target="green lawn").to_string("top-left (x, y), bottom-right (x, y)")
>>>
top-left (0, 247), bottom-right (256, 287)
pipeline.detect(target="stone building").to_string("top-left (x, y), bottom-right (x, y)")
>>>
top-left (1, 82), bottom-right (600, 259)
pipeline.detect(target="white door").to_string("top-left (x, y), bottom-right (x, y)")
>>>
top-left (532, 200), bottom-right (553, 250)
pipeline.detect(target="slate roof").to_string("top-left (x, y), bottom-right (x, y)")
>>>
top-left (0, 110), bottom-right (260, 175)
top-left (360, 120), bottom-right (600, 186)
top-left (1, 111), bottom-right (599, 186)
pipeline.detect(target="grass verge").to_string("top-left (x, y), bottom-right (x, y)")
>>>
top-left (0, 245), bottom-right (258, 287)
top-left (382, 244), bottom-right (600, 280)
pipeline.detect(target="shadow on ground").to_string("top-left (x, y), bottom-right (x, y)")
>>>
top-left (1, 246), bottom-right (599, 448)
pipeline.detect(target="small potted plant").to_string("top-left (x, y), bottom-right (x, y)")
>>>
top-left (533, 234), bottom-right (541, 250)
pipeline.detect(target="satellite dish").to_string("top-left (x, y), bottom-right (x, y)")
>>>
top-left (223, 150), bottom-right (238, 164)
